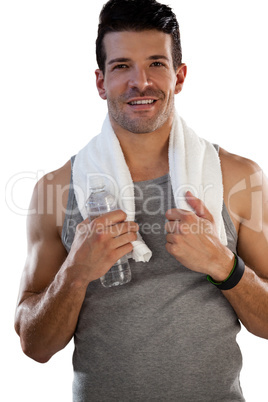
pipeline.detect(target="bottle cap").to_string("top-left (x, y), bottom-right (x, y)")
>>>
top-left (88, 175), bottom-right (105, 190)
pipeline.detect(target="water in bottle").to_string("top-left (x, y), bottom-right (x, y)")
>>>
top-left (85, 176), bottom-right (132, 288)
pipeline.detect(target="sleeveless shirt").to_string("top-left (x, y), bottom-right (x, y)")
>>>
top-left (62, 155), bottom-right (245, 402)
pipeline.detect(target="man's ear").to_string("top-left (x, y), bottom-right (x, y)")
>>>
top-left (95, 69), bottom-right (107, 100)
top-left (174, 63), bottom-right (187, 94)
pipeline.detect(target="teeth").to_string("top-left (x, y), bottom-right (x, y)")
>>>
top-left (129, 99), bottom-right (155, 105)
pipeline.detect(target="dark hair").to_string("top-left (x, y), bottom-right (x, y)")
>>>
top-left (96, 0), bottom-right (182, 74)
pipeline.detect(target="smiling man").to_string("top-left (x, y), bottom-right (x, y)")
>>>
top-left (14, 1), bottom-right (268, 401)
top-left (95, 29), bottom-right (186, 182)
top-left (97, 30), bottom-right (181, 136)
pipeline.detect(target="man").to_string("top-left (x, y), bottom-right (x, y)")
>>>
top-left (15, 0), bottom-right (268, 401)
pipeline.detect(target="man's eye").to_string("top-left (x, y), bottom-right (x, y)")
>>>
top-left (114, 64), bottom-right (128, 69)
top-left (151, 61), bottom-right (164, 67)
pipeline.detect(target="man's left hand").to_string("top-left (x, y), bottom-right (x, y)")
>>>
top-left (165, 191), bottom-right (234, 281)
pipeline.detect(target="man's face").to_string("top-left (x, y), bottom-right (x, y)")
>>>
top-left (96, 30), bottom-right (186, 135)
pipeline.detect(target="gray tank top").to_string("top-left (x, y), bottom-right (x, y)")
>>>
top-left (62, 155), bottom-right (245, 402)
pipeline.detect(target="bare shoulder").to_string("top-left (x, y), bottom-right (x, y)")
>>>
top-left (219, 147), bottom-right (263, 200)
top-left (219, 147), bottom-right (265, 229)
top-left (28, 157), bottom-right (72, 238)
top-left (36, 159), bottom-right (72, 190)
top-left (219, 147), bottom-right (262, 186)
top-left (17, 160), bottom-right (72, 303)
top-left (30, 159), bottom-right (72, 233)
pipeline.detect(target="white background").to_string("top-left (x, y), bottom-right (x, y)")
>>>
top-left (1, 0), bottom-right (268, 401)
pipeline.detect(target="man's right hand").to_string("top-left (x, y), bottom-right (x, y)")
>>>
top-left (66, 209), bottom-right (139, 284)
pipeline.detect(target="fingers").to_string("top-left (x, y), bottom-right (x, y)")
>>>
top-left (91, 218), bottom-right (139, 238)
top-left (165, 210), bottom-right (214, 237)
top-left (108, 221), bottom-right (139, 238)
top-left (165, 219), bottom-right (181, 234)
top-left (91, 209), bottom-right (128, 227)
top-left (166, 233), bottom-right (176, 244)
top-left (165, 208), bottom-right (192, 223)
top-left (111, 242), bottom-right (134, 264)
top-left (89, 209), bottom-right (138, 234)
top-left (113, 231), bottom-right (138, 249)
top-left (185, 191), bottom-right (214, 221)
top-left (165, 207), bottom-right (197, 234)
top-left (85, 210), bottom-right (139, 251)
top-left (165, 192), bottom-right (214, 224)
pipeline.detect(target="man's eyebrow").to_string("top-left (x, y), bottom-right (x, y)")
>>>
top-left (107, 55), bottom-right (170, 65)
top-left (108, 58), bottom-right (131, 65)
top-left (147, 55), bottom-right (170, 61)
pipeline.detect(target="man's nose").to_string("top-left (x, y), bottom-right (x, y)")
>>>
top-left (128, 67), bottom-right (152, 91)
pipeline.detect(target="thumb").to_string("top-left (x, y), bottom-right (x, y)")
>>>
top-left (185, 191), bottom-right (214, 222)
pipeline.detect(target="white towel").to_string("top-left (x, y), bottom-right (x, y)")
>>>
top-left (73, 112), bottom-right (227, 263)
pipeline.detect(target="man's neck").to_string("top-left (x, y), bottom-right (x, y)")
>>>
top-left (110, 116), bottom-right (172, 182)
top-left (116, 127), bottom-right (170, 182)
top-left (125, 138), bottom-right (169, 182)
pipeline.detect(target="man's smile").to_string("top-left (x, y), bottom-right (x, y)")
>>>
top-left (128, 99), bottom-right (156, 105)
top-left (127, 97), bottom-right (158, 110)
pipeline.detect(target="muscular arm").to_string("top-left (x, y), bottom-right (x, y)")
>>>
top-left (165, 149), bottom-right (268, 339)
top-left (14, 168), bottom-right (80, 363)
top-left (220, 149), bottom-right (268, 338)
top-left (14, 165), bottom-right (138, 363)
top-left (15, 238), bottom-right (87, 363)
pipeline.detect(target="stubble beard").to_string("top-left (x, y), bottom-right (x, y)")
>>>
top-left (107, 90), bottom-right (175, 134)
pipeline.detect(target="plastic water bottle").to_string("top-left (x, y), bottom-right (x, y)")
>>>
top-left (85, 176), bottom-right (132, 288)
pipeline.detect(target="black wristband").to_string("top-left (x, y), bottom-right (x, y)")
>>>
top-left (207, 253), bottom-right (245, 290)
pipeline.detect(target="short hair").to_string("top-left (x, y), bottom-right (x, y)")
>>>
top-left (96, 0), bottom-right (182, 74)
